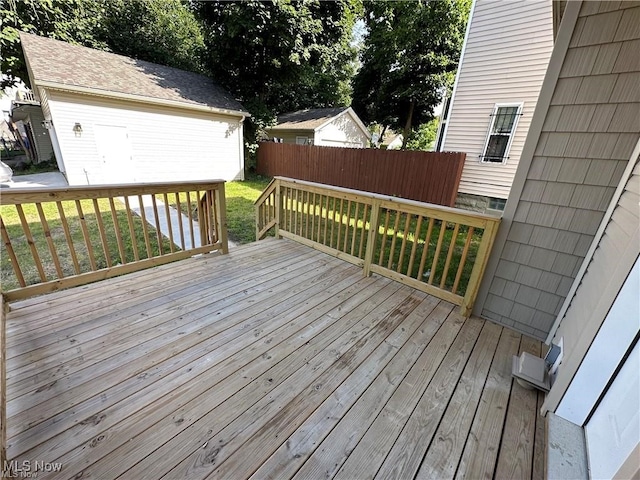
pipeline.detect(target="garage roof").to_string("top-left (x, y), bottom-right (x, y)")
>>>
top-left (19, 32), bottom-right (248, 117)
top-left (271, 107), bottom-right (350, 130)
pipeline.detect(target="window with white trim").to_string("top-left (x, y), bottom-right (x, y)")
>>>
top-left (480, 104), bottom-right (522, 164)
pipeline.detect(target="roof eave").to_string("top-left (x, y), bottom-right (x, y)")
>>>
top-left (36, 80), bottom-right (250, 119)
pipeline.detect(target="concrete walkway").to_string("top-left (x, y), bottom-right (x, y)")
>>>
top-left (0, 171), bottom-right (68, 189)
top-left (124, 195), bottom-right (237, 250)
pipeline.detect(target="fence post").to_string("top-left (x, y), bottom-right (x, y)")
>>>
top-left (363, 200), bottom-right (380, 277)
top-left (460, 218), bottom-right (500, 317)
top-left (214, 183), bottom-right (229, 254)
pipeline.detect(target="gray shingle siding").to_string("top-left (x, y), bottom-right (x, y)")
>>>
top-left (478, 2), bottom-right (640, 339)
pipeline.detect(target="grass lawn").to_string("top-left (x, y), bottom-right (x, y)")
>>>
top-left (0, 199), bottom-right (173, 291)
top-left (225, 174), bottom-right (272, 244)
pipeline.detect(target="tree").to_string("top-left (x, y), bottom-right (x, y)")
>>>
top-left (405, 118), bottom-right (439, 151)
top-left (1, 0), bottom-right (204, 89)
top-left (194, 0), bottom-right (361, 135)
top-left (352, 0), bottom-right (470, 149)
top-left (1, 0), bottom-right (106, 88)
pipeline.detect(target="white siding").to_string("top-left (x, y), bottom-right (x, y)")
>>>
top-left (46, 91), bottom-right (244, 185)
top-left (315, 112), bottom-right (368, 148)
top-left (443, 0), bottom-right (554, 199)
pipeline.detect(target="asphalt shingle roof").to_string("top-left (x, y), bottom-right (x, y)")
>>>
top-left (20, 32), bottom-right (248, 115)
top-left (271, 107), bottom-right (350, 130)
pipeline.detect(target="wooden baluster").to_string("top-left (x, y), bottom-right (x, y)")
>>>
top-left (440, 223), bottom-right (460, 289)
top-left (387, 210), bottom-right (401, 270)
top-left (108, 197), bottom-right (127, 265)
top-left (417, 217), bottom-right (435, 280)
top-left (343, 200), bottom-right (352, 253)
top-left (162, 193), bottom-right (176, 253)
top-left (396, 213), bottom-right (412, 273)
top-left (322, 195), bottom-right (329, 245)
top-left (14, 204), bottom-right (47, 282)
top-left (335, 199), bottom-right (343, 252)
top-left (303, 191), bottom-right (309, 238)
top-left (136, 195), bottom-right (152, 258)
top-left (213, 184), bottom-right (229, 254)
top-left (406, 215), bottom-right (423, 279)
top-left (122, 196), bottom-right (139, 262)
top-left (453, 226), bottom-right (474, 294)
top-left (350, 203), bottom-right (360, 256)
top-left (358, 204), bottom-right (368, 259)
top-left (0, 216), bottom-right (26, 287)
top-left (378, 209), bottom-right (391, 266)
top-left (91, 199), bottom-right (112, 268)
top-left (329, 197), bottom-right (337, 248)
top-left (310, 193), bottom-right (316, 240)
top-left (174, 193), bottom-right (186, 250)
top-left (152, 195), bottom-right (164, 255)
top-left (185, 191), bottom-right (195, 249)
top-left (428, 220), bottom-right (447, 285)
top-left (35, 202), bottom-right (64, 278)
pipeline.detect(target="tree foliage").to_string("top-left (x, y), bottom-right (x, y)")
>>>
top-left (405, 118), bottom-right (439, 151)
top-left (1, 0), bottom-right (204, 88)
top-left (195, 0), bottom-right (361, 128)
top-left (352, 0), bottom-right (470, 148)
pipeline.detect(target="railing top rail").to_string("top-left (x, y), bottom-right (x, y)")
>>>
top-left (0, 180), bottom-right (226, 205)
top-left (253, 177), bottom-right (277, 206)
top-left (274, 177), bottom-right (501, 226)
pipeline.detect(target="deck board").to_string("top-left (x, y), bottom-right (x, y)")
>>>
top-left (4, 238), bottom-right (545, 479)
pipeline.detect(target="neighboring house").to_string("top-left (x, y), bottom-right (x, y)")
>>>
top-left (9, 90), bottom-right (55, 164)
top-left (475, 1), bottom-right (639, 476)
top-left (19, 32), bottom-right (249, 185)
top-left (438, 0), bottom-right (555, 212)
top-left (265, 107), bottom-right (370, 148)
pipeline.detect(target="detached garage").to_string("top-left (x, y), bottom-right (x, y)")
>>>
top-left (19, 32), bottom-right (249, 185)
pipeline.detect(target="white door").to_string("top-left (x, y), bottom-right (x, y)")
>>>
top-left (94, 125), bottom-right (134, 184)
top-left (585, 341), bottom-right (640, 479)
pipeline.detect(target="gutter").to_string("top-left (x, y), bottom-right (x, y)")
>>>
top-left (36, 80), bottom-right (251, 119)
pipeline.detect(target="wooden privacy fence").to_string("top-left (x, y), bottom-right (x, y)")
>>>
top-left (255, 177), bottom-right (500, 316)
top-left (256, 142), bottom-right (466, 206)
top-left (0, 180), bottom-right (228, 301)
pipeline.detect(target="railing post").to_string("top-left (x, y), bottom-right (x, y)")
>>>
top-left (274, 180), bottom-right (281, 239)
top-left (214, 183), bottom-right (229, 254)
top-left (460, 218), bottom-right (499, 317)
top-left (1, 294), bottom-right (6, 472)
top-left (363, 200), bottom-right (380, 277)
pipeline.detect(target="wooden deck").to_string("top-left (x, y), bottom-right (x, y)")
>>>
top-left (4, 238), bottom-right (546, 479)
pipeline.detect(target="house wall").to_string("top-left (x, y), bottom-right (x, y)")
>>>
top-left (475, 1), bottom-right (640, 339)
top-left (24, 107), bottom-right (54, 164)
top-left (266, 130), bottom-right (314, 145)
top-left (315, 113), bottom-right (369, 148)
top-left (544, 151), bottom-right (639, 416)
top-left (442, 0), bottom-right (554, 200)
top-left (45, 91), bottom-right (244, 185)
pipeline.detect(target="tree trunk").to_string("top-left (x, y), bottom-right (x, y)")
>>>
top-left (401, 99), bottom-right (415, 149)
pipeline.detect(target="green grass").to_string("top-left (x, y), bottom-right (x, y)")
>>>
top-left (1, 199), bottom-right (173, 291)
top-left (225, 174), bottom-right (272, 244)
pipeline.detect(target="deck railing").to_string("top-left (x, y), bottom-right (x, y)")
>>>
top-left (0, 180), bottom-right (228, 301)
top-left (255, 177), bottom-right (500, 316)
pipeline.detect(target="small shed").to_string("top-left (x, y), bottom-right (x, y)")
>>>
top-left (266, 107), bottom-right (370, 148)
top-left (19, 32), bottom-right (249, 185)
